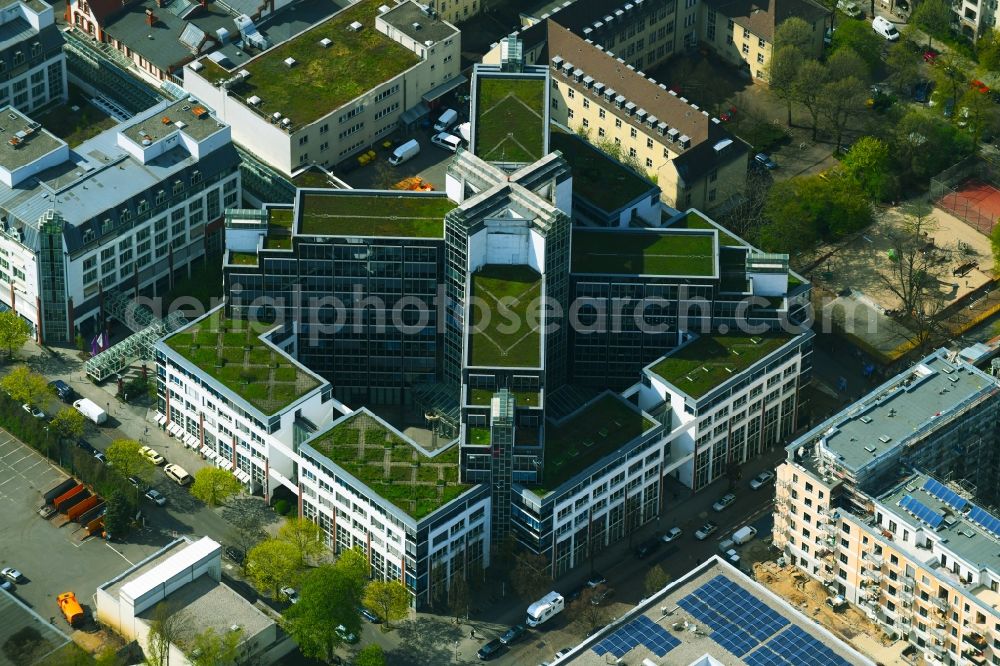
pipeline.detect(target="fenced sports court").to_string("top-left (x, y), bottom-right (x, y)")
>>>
top-left (930, 155), bottom-right (1000, 235)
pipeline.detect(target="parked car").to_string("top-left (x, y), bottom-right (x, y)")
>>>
top-left (144, 488), bottom-right (167, 506)
top-left (280, 586), bottom-right (299, 604)
top-left (634, 538), bottom-right (661, 559)
top-left (749, 471), bottom-right (775, 490)
top-left (1, 567), bottom-right (25, 583)
top-left (37, 504), bottom-right (57, 519)
top-left (943, 98), bottom-right (955, 118)
top-left (590, 587), bottom-right (614, 606)
top-left (661, 527), bottom-right (683, 543)
top-left (566, 585), bottom-right (586, 602)
top-left (76, 439), bottom-right (98, 455)
top-left (359, 606), bottom-right (381, 623)
top-left (93, 452), bottom-right (107, 465)
top-left (139, 445), bottom-right (165, 466)
top-left (912, 80), bottom-right (933, 103)
top-left (0, 580), bottom-right (11, 592)
top-left (499, 623), bottom-right (526, 646)
top-left (695, 521), bottom-right (719, 540)
top-left (712, 493), bottom-right (737, 512)
top-left (126, 476), bottom-right (143, 490)
top-left (754, 152), bottom-right (778, 170)
top-left (477, 639), bottom-right (505, 660)
top-left (21, 403), bottom-right (44, 419)
top-left (923, 47), bottom-right (939, 63)
top-left (224, 546), bottom-right (244, 564)
top-left (334, 624), bottom-right (358, 643)
top-left (586, 572), bottom-right (607, 588)
top-left (48, 380), bottom-right (75, 403)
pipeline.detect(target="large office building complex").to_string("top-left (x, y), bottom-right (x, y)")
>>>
top-left (157, 52), bottom-right (811, 606)
top-left (774, 348), bottom-right (1000, 666)
top-left (0, 0), bottom-right (65, 115)
top-left (0, 96), bottom-right (239, 342)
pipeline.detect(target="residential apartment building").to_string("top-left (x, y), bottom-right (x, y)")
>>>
top-left (0, 97), bottom-right (239, 343)
top-left (701, 0), bottom-right (828, 81)
top-left (0, 0), bottom-right (66, 114)
top-left (774, 348), bottom-right (1000, 665)
top-left (183, 0), bottom-right (462, 176)
top-left (547, 24), bottom-right (749, 212)
top-left (425, 0), bottom-right (482, 26)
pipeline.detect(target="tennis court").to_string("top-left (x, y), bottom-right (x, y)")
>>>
top-left (935, 178), bottom-right (1000, 235)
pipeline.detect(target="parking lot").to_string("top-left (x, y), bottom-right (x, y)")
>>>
top-left (0, 430), bottom-right (169, 632)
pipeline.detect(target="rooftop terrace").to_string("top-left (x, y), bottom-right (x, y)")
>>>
top-left (195, 0), bottom-right (420, 126)
top-left (667, 210), bottom-right (743, 247)
top-left (297, 191), bottom-right (453, 237)
top-left (537, 393), bottom-right (654, 494)
top-left (649, 333), bottom-right (794, 399)
top-left (550, 130), bottom-right (655, 212)
top-left (571, 228), bottom-right (716, 276)
top-left (468, 265), bottom-right (542, 368)
top-left (163, 310), bottom-right (322, 415)
top-left (306, 411), bottom-right (472, 520)
top-left (474, 74), bottom-right (546, 163)
top-left (0, 107), bottom-right (63, 171)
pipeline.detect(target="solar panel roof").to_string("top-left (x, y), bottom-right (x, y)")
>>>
top-left (592, 614), bottom-right (680, 659)
top-left (968, 505), bottom-right (1000, 537)
top-left (898, 495), bottom-right (943, 529)
top-left (922, 477), bottom-right (968, 511)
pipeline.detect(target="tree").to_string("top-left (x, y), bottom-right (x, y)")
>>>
top-left (912, 0), bottom-right (952, 47)
top-left (355, 645), bottom-right (386, 666)
top-left (842, 136), bottom-right (893, 201)
top-left (960, 83), bottom-right (995, 148)
top-left (103, 488), bottom-right (133, 539)
top-left (334, 546), bottom-right (370, 600)
top-left (0, 310), bottom-right (29, 359)
top-left (146, 602), bottom-right (183, 666)
top-left (283, 563), bottom-right (366, 664)
top-left (105, 439), bottom-right (155, 490)
top-left (931, 54), bottom-right (971, 117)
top-left (222, 498), bottom-right (269, 573)
top-left (885, 41), bottom-right (921, 92)
top-left (830, 23), bottom-right (882, 76)
top-left (894, 110), bottom-right (974, 186)
top-left (978, 30), bottom-right (1000, 70)
top-left (767, 46), bottom-right (803, 126)
top-left (0, 365), bottom-right (52, 407)
top-left (447, 572), bottom-right (470, 622)
top-left (188, 627), bottom-right (240, 666)
top-left (773, 16), bottom-right (815, 54)
top-left (510, 550), bottom-right (550, 600)
top-left (874, 202), bottom-right (950, 351)
top-left (992, 219), bottom-right (1000, 269)
top-left (49, 407), bottom-right (86, 441)
top-left (567, 586), bottom-right (611, 634)
top-left (190, 466), bottom-right (242, 506)
top-left (363, 580), bottom-right (410, 629)
top-left (278, 517), bottom-right (325, 567)
top-left (793, 60), bottom-right (828, 139)
top-left (644, 565), bottom-right (672, 596)
top-left (719, 167), bottom-right (772, 244)
top-left (819, 76), bottom-right (869, 152)
top-left (761, 175), bottom-right (874, 252)
top-left (826, 47), bottom-right (871, 85)
top-left (246, 539), bottom-right (300, 598)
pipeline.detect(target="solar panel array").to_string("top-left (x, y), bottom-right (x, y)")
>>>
top-left (922, 477), bottom-right (968, 511)
top-left (591, 614), bottom-right (680, 659)
top-left (898, 495), bottom-right (943, 528)
top-left (744, 625), bottom-right (852, 666)
top-left (968, 505), bottom-right (1000, 537)
top-left (677, 575), bottom-right (789, 657)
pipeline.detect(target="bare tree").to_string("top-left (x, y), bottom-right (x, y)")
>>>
top-left (873, 202), bottom-right (951, 353)
top-left (718, 167), bottom-right (773, 243)
top-left (568, 587), bottom-right (612, 634)
top-left (447, 572), bottom-right (470, 623)
top-left (510, 551), bottom-right (550, 600)
top-left (146, 602), bottom-right (184, 666)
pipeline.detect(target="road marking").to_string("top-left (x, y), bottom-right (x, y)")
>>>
top-left (106, 542), bottom-right (134, 566)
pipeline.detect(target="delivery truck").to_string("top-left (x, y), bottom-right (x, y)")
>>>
top-left (73, 398), bottom-right (107, 425)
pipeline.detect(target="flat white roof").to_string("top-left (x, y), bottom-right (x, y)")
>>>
top-left (120, 536), bottom-right (220, 603)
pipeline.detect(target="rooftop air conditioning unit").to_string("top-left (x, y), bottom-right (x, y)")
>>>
top-left (238, 68), bottom-right (250, 79)
top-left (174, 121), bottom-right (187, 129)
top-left (412, 21), bottom-right (422, 30)
top-left (247, 95), bottom-right (261, 106)
top-left (378, 4), bottom-right (390, 12)
top-left (348, 21), bottom-right (363, 31)
top-left (284, 57), bottom-right (296, 67)
top-left (319, 37), bottom-right (332, 47)
top-left (281, 117), bottom-right (291, 127)
top-left (190, 61), bottom-right (203, 72)
top-left (271, 111), bottom-right (282, 123)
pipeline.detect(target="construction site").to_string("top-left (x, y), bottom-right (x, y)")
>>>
top-left (753, 561), bottom-right (918, 666)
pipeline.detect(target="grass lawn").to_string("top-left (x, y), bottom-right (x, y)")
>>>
top-left (35, 85), bottom-right (117, 147)
top-left (307, 412), bottom-right (470, 520)
top-left (164, 310), bottom-right (321, 414)
top-left (229, 252), bottom-right (258, 266)
top-left (536, 394), bottom-right (655, 495)
top-left (649, 334), bottom-right (794, 398)
top-left (468, 388), bottom-right (540, 406)
top-left (572, 229), bottom-right (716, 275)
top-left (475, 76), bottom-right (545, 163)
top-left (298, 192), bottom-right (453, 237)
top-left (670, 211), bottom-right (743, 247)
top-left (468, 265), bottom-right (542, 368)
top-left (269, 208), bottom-right (294, 229)
top-left (293, 168), bottom-right (334, 188)
top-left (550, 130), bottom-right (654, 211)
top-left (195, 0), bottom-right (419, 125)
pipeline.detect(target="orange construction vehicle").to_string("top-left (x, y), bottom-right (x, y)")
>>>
top-left (57, 592), bottom-right (84, 627)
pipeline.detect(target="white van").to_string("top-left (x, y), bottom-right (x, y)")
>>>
top-left (164, 463), bottom-right (193, 486)
top-left (872, 16), bottom-right (900, 41)
top-left (431, 132), bottom-right (462, 152)
top-left (433, 108), bottom-right (458, 132)
top-left (526, 591), bottom-right (564, 627)
top-left (733, 525), bottom-right (758, 545)
top-left (388, 139), bottom-right (420, 166)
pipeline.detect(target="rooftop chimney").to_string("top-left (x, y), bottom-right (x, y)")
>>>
top-left (145, 8), bottom-right (155, 25)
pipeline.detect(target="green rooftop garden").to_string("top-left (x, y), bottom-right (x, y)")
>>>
top-left (229, 252), bottom-right (258, 266)
top-left (670, 211), bottom-right (743, 247)
top-left (534, 394), bottom-right (655, 495)
top-left (269, 208), bottom-right (294, 229)
top-left (164, 310), bottom-right (321, 414)
top-left (308, 412), bottom-right (471, 520)
top-left (195, 0), bottom-right (419, 125)
top-left (571, 229), bottom-right (716, 276)
top-left (292, 168), bottom-right (334, 189)
top-left (298, 192), bottom-right (452, 237)
top-left (468, 388), bottom-right (540, 407)
top-left (468, 265), bottom-right (542, 368)
top-left (550, 130), bottom-right (654, 212)
top-left (649, 333), bottom-right (794, 398)
top-left (474, 76), bottom-right (546, 163)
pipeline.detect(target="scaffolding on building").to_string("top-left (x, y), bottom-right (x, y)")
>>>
top-left (84, 292), bottom-right (187, 382)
